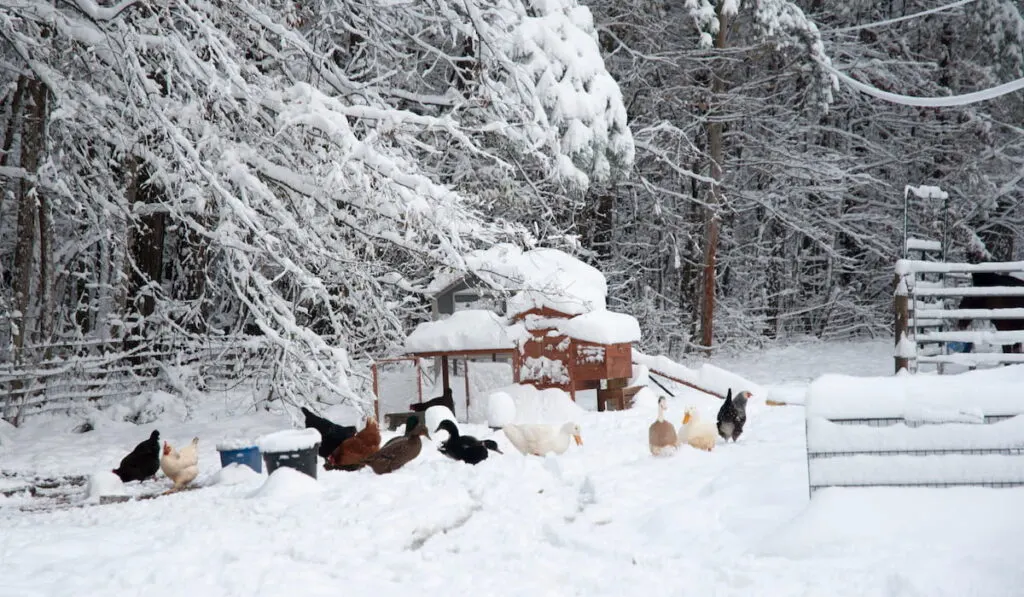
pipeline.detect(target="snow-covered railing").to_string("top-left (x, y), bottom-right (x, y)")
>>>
top-left (805, 369), bottom-right (1024, 495)
top-left (894, 259), bottom-right (1024, 373)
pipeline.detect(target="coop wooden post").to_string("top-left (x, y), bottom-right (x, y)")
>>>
top-left (894, 273), bottom-right (911, 374)
top-left (441, 355), bottom-right (450, 392)
top-left (464, 359), bottom-right (471, 421)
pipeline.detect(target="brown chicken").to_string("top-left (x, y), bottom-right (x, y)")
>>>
top-left (326, 416), bottom-right (380, 470)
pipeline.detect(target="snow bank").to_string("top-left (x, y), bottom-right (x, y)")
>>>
top-left (214, 463), bottom-right (263, 486)
top-left (257, 428), bottom-right (321, 453)
top-left (249, 467), bottom-right (321, 500)
top-left (806, 415), bottom-right (1024, 455)
top-left (488, 383), bottom-right (584, 424)
top-left (404, 310), bottom-right (527, 353)
top-left (86, 471), bottom-right (126, 502)
top-left (557, 310), bottom-right (641, 344)
top-left (485, 391), bottom-right (516, 427)
top-left (805, 366), bottom-right (1024, 420)
top-left (464, 244), bottom-right (607, 316)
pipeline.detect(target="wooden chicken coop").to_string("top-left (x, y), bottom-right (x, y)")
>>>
top-left (513, 306), bottom-right (640, 411)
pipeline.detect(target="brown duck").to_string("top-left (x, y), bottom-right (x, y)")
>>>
top-left (342, 415), bottom-right (428, 475)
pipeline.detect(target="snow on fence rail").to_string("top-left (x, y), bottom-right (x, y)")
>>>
top-left (894, 259), bottom-right (1024, 373)
top-left (805, 368), bottom-right (1024, 495)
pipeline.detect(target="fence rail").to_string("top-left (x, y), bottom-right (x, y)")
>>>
top-left (894, 259), bottom-right (1024, 374)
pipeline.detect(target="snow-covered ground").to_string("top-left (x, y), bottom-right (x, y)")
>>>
top-left (2, 338), bottom-right (1023, 596)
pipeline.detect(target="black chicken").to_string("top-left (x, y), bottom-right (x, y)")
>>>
top-left (716, 389), bottom-right (750, 442)
top-left (435, 420), bottom-right (503, 465)
top-left (410, 387), bottom-right (454, 413)
top-left (301, 406), bottom-right (358, 459)
top-left (112, 430), bottom-right (161, 482)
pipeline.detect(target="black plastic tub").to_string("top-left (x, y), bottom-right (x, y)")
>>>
top-left (262, 444), bottom-right (320, 479)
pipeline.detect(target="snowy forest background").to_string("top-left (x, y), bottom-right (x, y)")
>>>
top-left (0, 0), bottom-right (1022, 416)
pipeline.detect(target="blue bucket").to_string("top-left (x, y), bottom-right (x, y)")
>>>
top-left (218, 446), bottom-right (262, 473)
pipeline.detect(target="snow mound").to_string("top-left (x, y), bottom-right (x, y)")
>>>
top-left (249, 467), bottom-right (321, 500)
top-left (489, 383), bottom-right (584, 424)
top-left (215, 463), bottom-right (262, 486)
top-left (486, 391), bottom-right (517, 428)
top-left (424, 405), bottom-right (457, 437)
top-left (86, 471), bottom-right (126, 502)
top-left (258, 428), bottom-right (321, 453)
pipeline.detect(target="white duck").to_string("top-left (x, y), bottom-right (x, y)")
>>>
top-left (503, 422), bottom-right (582, 456)
top-left (677, 406), bottom-right (716, 452)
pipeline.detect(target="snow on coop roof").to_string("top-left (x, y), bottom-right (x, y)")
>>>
top-left (805, 365), bottom-right (1024, 421)
top-left (463, 244), bottom-right (607, 316)
top-left (556, 309), bottom-right (641, 344)
top-left (404, 309), bottom-right (527, 353)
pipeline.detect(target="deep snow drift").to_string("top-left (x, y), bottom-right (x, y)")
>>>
top-left (1, 338), bottom-right (1022, 597)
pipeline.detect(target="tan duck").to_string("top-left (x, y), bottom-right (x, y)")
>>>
top-left (648, 396), bottom-right (678, 456)
top-left (345, 415), bottom-right (428, 475)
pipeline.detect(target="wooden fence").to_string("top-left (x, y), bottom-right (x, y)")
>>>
top-left (1, 336), bottom-right (271, 424)
top-left (894, 259), bottom-right (1024, 373)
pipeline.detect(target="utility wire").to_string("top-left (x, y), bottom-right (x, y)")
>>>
top-left (827, 0), bottom-right (979, 33)
top-left (821, 60), bottom-right (1024, 107)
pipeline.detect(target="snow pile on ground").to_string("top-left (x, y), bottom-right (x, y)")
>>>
top-left (85, 471), bottom-right (126, 502)
top-left (249, 467), bottom-right (321, 500)
top-left (214, 463), bottom-right (263, 486)
top-left (485, 391), bottom-right (517, 427)
top-left (424, 405), bottom-right (457, 437)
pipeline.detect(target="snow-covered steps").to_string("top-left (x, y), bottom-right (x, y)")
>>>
top-left (804, 367), bottom-right (1024, 494)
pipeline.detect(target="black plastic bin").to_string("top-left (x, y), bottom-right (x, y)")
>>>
top-left (262, 443), bottom-right (320, 479)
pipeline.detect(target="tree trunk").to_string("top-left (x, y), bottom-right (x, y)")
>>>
top-left (13, 77), bottom-right (47, 357)
top-left (699, 6), bottom-right (729, 350)
top-left (30, 82), bottom-right (53, 348)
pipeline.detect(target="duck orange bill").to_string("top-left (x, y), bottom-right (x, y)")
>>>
top-left (573, 434), bottom-right (583, 446)
top-left (683, 413), bottom-right (691, 424)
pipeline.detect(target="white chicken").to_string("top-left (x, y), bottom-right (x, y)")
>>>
top-left (160, 437), bottom-right (199, 493)
top-left (502, 422), bottom-right (582, 456)
top-left (677, 406), bottom-right (716, 452)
